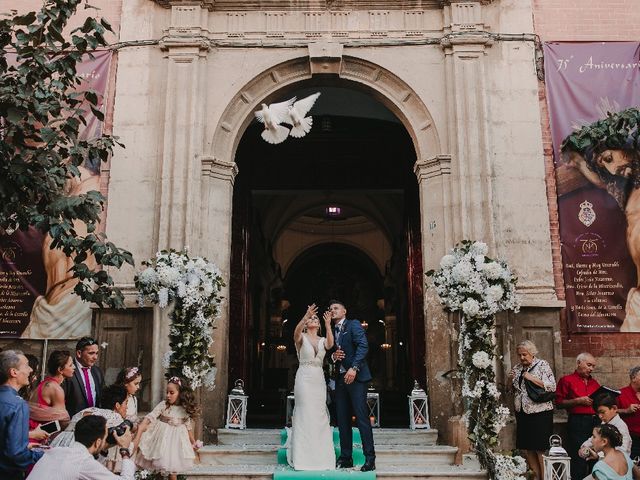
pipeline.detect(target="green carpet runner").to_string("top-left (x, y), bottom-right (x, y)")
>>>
top-left (273, 428), bottom-right (375, 479)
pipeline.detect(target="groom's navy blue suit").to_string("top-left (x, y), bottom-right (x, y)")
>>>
top-left (331, 318), bottom-right (375, 465)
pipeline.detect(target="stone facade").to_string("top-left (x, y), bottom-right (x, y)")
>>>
top-left (2, 0), bottom-right (593, 447)
top-left (98, 0), bottom-right (561, 440)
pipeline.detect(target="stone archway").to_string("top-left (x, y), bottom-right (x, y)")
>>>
top-left (208, 51), bottom-right (441, 165)
top-left (200, 50), bottom-right (446, 431)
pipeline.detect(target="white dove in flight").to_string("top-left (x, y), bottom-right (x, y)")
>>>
top-left (254, 97), bottom-right (296, 144)
top-left (287, 92), bottom-right (321, 138)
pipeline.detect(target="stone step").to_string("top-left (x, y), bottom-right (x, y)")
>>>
top-left (198, 445), bottom-right (459, 467)
top-left (186, 464), bottom-right (487, 480)
top-left (217, 428), bottom-right (438, 446)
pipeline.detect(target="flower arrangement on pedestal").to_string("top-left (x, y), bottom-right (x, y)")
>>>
top-left (135, 249), bottom-right (224, 389)
top-left (427, 240), bottom-right (526, 480)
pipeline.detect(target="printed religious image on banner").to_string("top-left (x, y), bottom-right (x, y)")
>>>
top-left (544, 42), bottom-right (640, 333)
top-left (0, 51), bottom-right (113, 339)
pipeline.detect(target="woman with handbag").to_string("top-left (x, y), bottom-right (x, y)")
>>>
top-left (509, 340), bottom-right (557, 480)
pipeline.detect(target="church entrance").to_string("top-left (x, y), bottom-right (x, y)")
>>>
top-left (228, 83), bottom-right (425, 427)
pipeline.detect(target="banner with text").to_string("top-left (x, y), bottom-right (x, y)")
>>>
top-left (0, 51), bottom-right (112, 338)
top-left (544, 42), bottom-right (640, 332)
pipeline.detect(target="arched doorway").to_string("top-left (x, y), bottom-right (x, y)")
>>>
top-left (227, 81), bottom-right (426, 426)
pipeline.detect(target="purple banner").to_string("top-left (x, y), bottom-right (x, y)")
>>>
top-left (0, 51), bottom-right (113, 338)
top-left (544, 42), bottom-right (640, 332)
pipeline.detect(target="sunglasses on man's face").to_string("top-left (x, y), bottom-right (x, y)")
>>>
top-left (77, 339), bottom-right (97, 349)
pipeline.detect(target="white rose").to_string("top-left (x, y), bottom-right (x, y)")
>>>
top-left (483, 262), bottom-right (504, 280)
top-left (439, 254), bottom-right (456, 269)
top-left (470, 241), bottom-right (488, 256)
top-left (452, 261), bottom-right (474, 283)
top-left (462, 298), bottom-right (480, 317)
top-left (471, 351), bottom-right (491, 369)
top-left (486, 284), bottom-right (504, 303)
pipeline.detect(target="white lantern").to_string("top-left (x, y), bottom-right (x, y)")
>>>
top-left (225, 379), bottom-right (248, 429)
top-left (366, 385), bottom-right (380, 428)
top-left (543, 434), bottom-right (571, 480)
top-left (285, 393), bottom-right (295, 427)
top-left (408, 380), bottom-right (430, 429)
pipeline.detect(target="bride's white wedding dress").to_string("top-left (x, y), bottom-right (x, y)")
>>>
top-left (287, 334), bottom-right (335, 470)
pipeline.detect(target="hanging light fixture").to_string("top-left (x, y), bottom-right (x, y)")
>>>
top-left (326, 205), bottom-right (341, 217)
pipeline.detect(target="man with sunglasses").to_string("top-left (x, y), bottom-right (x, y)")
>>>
top-left (63, 337), bottom-right (105, 416)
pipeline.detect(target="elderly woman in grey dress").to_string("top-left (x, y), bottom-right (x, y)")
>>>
top-left (508, 340), bottom-right (556, 480)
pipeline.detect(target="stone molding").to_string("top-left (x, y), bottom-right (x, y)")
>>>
top-left (154, 0), bottom-right (215, 10)
top-left (414, 155), bottom-right (452, 183)
top-left (153, 1), bottom-right (442, 11)
top-left (209, 55), bottom-right (441, 170)
top-left (200, 155), bottom-right (239, 185)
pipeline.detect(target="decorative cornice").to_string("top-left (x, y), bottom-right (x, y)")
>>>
top-left (414, 154), bottom-right (451, 182)
top-left (200, 155), bottom-right (239, 184)
top-left (439, 0), bottom-right (496, 5)
top-left (152, 1), bottom-right (443, 10)
top-left (153, 0), bottom-right (215, 10)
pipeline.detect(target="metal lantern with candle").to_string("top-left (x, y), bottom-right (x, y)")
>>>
top-left (542, 434), bottom-right (571, 480)
top-left (366, 385), bottom-right (380, 428)
top-left (225, 379), bottom-right (248, 429)
top-left (408, 380), bottom-right (430, 429)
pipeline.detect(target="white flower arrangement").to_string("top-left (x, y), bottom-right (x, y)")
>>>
top-left (471, 351), bottom-right (491, 369)
top-left (136, 249), bottom-right (225, 390)
top-left (427, 240), bottom-right (523, 480)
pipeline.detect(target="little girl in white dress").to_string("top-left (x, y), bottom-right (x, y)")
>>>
top-left (135, 376), bottom-right (201, 480)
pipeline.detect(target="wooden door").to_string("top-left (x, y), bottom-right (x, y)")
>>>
top-left (93, 308), bottom-right (154, 411)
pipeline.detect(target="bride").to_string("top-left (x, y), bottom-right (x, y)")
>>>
top-left (287, 304), bottom-right (335, 470)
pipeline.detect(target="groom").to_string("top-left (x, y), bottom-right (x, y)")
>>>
top-left (328, 300), bottom-right (376, 472)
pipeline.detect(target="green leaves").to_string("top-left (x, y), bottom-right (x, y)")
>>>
top-left (0, 0), bottom-right (131, 309)
top-left (561, 107), bottom-right (640, 154)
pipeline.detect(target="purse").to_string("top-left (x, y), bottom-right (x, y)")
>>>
top-left (520, 362), bottom-right (556, 403)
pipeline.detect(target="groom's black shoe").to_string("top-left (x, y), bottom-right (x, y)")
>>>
top-left (336, 458), bottom-right (353, 469)
top-left (361, 461), bottom-right (376, 472)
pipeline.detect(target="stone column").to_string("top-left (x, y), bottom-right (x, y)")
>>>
top-left (151, 4), bottom-right (210, 407)
top-left (441, 1), bottom-right (496, 250)
top-left (198, 156), bottom-right (237, 436)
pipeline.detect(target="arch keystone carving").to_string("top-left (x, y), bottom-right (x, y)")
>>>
top-left (308, 41), bottom-right (343, 75)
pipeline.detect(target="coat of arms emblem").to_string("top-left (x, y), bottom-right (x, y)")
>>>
top-left (578, 200), bottom-right (596, 227)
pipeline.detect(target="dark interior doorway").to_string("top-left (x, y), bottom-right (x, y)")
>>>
top-left (228, 84), bottom-right (425, 427)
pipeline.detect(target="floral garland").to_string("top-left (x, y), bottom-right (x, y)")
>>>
top-left (427, 240), bottom-right (526, 480)
top-left (135, 249), bottom-right (224, 389)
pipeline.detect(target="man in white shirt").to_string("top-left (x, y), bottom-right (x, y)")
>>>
top-left (28, 415), bottom-right (134, 480)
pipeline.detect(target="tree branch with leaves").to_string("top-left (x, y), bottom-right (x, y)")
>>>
top-left (0, 0), bottom-right (133, 308)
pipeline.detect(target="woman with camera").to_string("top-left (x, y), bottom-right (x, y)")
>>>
top-left (508, 340), bottom-right (557, 480)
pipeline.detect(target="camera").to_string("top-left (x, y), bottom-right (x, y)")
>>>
top-left (106, 419), bottom-right (133, 444)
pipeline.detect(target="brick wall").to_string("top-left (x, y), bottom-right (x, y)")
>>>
top-left (532, 0), bottom-right (640, 41)
top-left (533, 0), bottom-right (640, 388)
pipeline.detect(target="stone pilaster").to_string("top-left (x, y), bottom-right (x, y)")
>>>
top-left (199, 155), bottom-right (237, 435)
top-left (151, 4), bottom-right (210, 407)
top-left (156, 4), bottom-right (210, 252)
top-left (441, 1), bottom-right (495, 250)
top-left (414, 155), bottom-right (459, 438)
